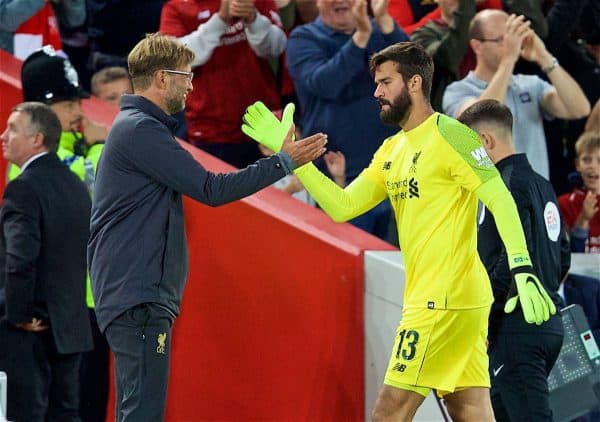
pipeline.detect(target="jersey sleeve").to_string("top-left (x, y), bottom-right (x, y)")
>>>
top-left (437, 114), bottom-right (499, 191)
top-left (294, 142), bottom-right (389, 222)
top-left (437, 115), bottom-right (530, 258)
top-left (476, 176), bottom-right (529, 258)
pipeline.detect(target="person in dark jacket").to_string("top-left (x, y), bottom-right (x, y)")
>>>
top-left (0, 102), bottom-right (93, 421)
top-left (87, 33), bottom-right (327, 421)
top-left (459, 99), bottom-right (570, 422)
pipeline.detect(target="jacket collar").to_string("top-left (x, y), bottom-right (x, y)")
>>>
top-left (21, 152), bottom-right (59, 172)
top-left (119, 94), bottom-right (179, 133)
top-left (495, 153), bottom-right (531, 172)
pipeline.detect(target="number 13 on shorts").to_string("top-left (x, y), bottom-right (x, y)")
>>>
top-left (384, 311), bottom-right (435, 387)
top-left (391, 328), bottom-right (422, 375)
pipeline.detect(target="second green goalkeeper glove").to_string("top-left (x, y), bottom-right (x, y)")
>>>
top-left (504, 252), bottom-right (556, 325)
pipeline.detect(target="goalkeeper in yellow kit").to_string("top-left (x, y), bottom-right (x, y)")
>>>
top-left (242, 42), bottom-right (556, 421)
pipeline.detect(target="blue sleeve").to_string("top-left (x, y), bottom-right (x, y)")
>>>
top-left (365, 21), bottom-right (409, 56)
top-left (570, 226), bottom-right (588, 252)
top-left (287, 26), bottom-right (368, 100)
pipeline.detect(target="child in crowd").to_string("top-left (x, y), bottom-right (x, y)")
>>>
top-left (558, 132), bottom-right (600, 253)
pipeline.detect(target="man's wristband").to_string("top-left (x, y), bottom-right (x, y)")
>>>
top-left (541, 56), bottom-right (559, 74)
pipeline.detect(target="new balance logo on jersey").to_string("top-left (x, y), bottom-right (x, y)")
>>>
top-left (382, 161), bottom-right (392, 170)
top-left (470, 147), bottom-right (493, 168)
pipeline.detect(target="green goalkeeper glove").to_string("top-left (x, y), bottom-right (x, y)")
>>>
top-left (504, 252), bottom-right (556, 325)
top-left (241, 101), bottom-right (295, 152)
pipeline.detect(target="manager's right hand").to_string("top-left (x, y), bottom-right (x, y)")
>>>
top-left (281, 124), bottom-right (327, 168)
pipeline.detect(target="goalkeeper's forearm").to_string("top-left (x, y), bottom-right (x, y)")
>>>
top-left (294, 163), bottom-right (384, 222)
top-left (475, 176), bottom-right (529, 260)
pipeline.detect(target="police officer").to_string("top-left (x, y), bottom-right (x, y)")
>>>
top-left (459, 99), bottom-right (570, 422)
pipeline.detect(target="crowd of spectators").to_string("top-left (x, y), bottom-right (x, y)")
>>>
top-left (1, 0), bottom-right (597, 244)
top-left (0, 0), bottom-right (598, 420)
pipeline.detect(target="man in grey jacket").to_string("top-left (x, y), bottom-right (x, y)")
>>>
top-left (87, 33), bottom-right (326, 421)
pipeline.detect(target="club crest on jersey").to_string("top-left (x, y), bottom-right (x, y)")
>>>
top-left (409, 151), bottom-right (421, 173)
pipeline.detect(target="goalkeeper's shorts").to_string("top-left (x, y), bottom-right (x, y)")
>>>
top-left (383, 306), bottom-right (491, 396)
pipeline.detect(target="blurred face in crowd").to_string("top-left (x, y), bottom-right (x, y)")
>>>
top-left (471, 11), bottom-right (507, 71)
top-left (96, 77), bottom-right (132, 106)
top-left (50, 99), bottom-right (83, 132)
top-left (577, 147), bottom-right (600, 193)
top-left (317, 0), bottom-right (355, 34)
top-left (435, 0), bottom-right (459, 20)
top-left (164, 67), bottom-right (193, 115)
top-left (1, 111), bottom-right (40, 167)
top-left (374, 61), bottom-right (413, 126)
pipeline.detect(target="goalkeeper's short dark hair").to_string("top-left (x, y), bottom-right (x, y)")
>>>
top-left (457, 99), bottom-right (513, 134)
top-left (369, 42), bottom-right (433, 100)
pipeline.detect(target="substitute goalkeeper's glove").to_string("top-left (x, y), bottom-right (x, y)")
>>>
top-left (242, 101), bottom-right (294, 152)
top-left (504, 252), bottom-right (556, 325)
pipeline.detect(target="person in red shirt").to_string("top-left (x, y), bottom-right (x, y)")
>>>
top-left (160, 0), bottom-right (285, 168)
top-left (558, 132), bottom-right (600, 253)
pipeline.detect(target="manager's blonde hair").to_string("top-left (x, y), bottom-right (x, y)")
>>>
top-left (128, 33), bottom-right (195, 91)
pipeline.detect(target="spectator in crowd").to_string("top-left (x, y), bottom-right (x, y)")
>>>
top-left (0, 102), bottom-right (93, 421)
top-left (16, 46), bottom-right (110, 422)
top-left (508, 0), bottom-right (599, 195)
top-left (0, 0), bottom-right (84, 59)
top-left (243, 42), bottom-right (555, 421)
top-left (88, 33), bottom-right (327, 420)
top-left (559, 132), bottom-right (600, 253)
top-left (443, 10), bottom-right (590, 180)
top-left (160, 0), bottom-right (286, 168)
top-left (274, 0), bottom-right (319, 109)
top-left (388, 0), bottom-right (437, 33)
top-left (411, 0), bottom-right (477, 111)
top-left (91, 66), bottom-right (132, 106)
top-left (461, 99), bottom-right (567, 422)
top-left (286, 0), bottom-right (408, 241)
top-left (87, 0), bottom-right (167, 72)
top-left (389, 0), bottom-right (501, 36)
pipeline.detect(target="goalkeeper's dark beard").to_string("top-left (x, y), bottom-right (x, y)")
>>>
top-left (379, 86), bottom-right (412, 126)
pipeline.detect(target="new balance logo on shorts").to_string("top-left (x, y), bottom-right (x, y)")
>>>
top-left (393, 363), bottom-right (407, 372)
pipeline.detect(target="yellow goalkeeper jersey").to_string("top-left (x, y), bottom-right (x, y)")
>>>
top-left (364, 112), bottom-right (499, 309)
top-left (296, 112), bottom-right (530, 311)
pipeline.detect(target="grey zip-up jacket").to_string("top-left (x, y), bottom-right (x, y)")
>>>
top-left (88, 95), bottom-right (290, 332)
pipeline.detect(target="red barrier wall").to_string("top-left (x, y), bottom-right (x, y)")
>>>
top-left (0, 50), bottom-right (398, 421)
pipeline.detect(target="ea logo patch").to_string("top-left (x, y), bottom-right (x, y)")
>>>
top-left (544, 202), bottom-right (561, 242)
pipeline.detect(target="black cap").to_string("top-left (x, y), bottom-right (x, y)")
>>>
top-left (21, 46), bottom-right (89, 104)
